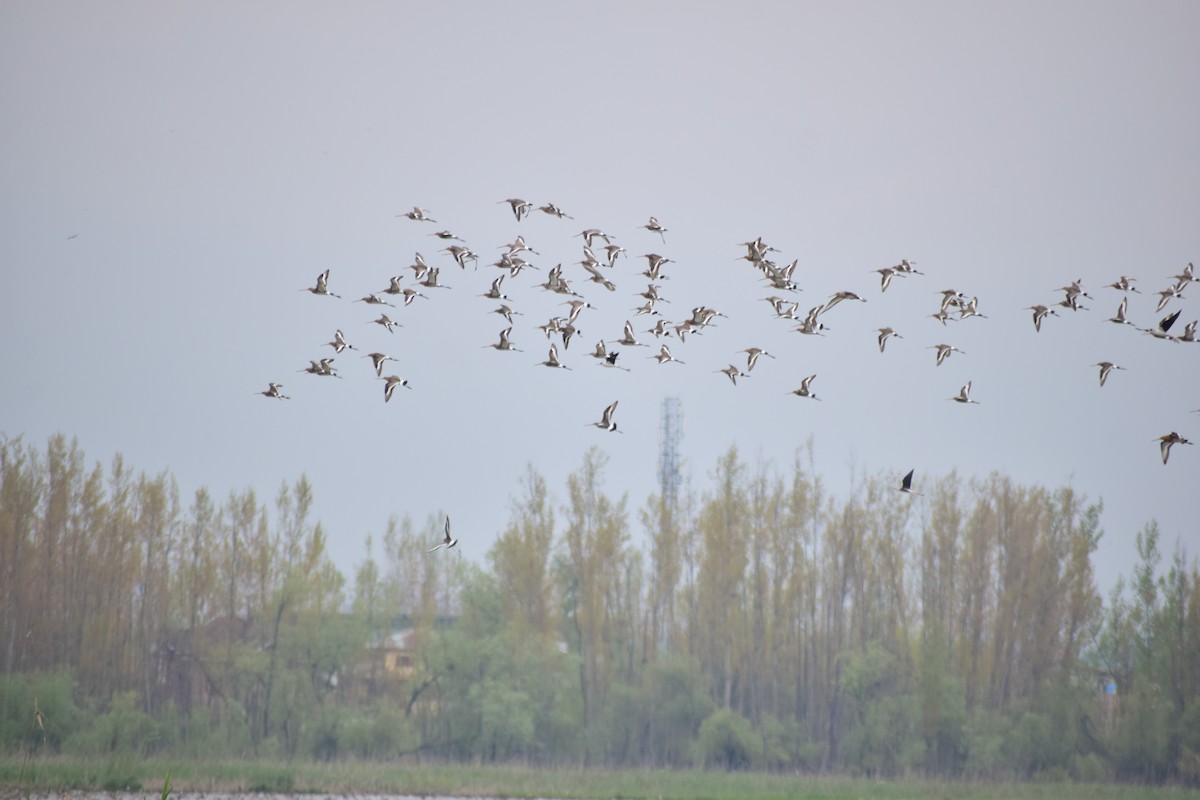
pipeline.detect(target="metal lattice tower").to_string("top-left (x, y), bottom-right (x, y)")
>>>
top-left (657, 396), bottom-right (683, 509)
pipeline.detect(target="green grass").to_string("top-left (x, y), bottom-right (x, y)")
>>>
top-left (0, 759), bottom-right (1194, 799)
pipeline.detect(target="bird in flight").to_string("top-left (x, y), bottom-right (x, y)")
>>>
top-left (874, 267), bottom-right (899, 293)
top-left (576, 228), bottom-right (613, 247)
top-left (355, 293), bottom-right (395, 307)
top-left (741, 347), bottom-right (775, 371)
top-left (1093, 361), bottom-right (1125, 387)
top-left (1157, 432), bottom-right (1192, 464)
top-left (876, 328), bottom-right (902, 353)
top-left (1106, 275), bottom-right (1140, 293)
top-left (484, 327), bottom-right (522, 352)
top-left (537, 342), bottom-right (571, 370)
top-left (600, 351), bottom-right (630, 372)
top-left (929, 343), bottom-right (965, 367)
top-left (539, 202), bottom-right (573, 219)
top-left (301, 269), bottom-right (340, 298)
top-left (381, 375), bottom-right (411, 402)
top-left (1025, 304), bottom-right (1057, 333)
top-left (1107, 296), bottom-right (1134, 326)
top-left (898, 469), bottom-right (923, 496)
top-left (651, 344), bottom-right (685, 365)
top-left (480, 275), bottom-right (508, 301)
top-left (717, 364), bottom-right (748, 385)
top-left (823, 291), bottom-right (867, 314)
top-left (611, 320), bottom-right (649, 348)
top-left (950, 381), bottom-right (979, 404)
top-left (428, 516), bottom-right (459, 552)
top-left (1143, 309), bottom-right (1182, 340)
top-left (258, 383), bottom-right (289, 400)
top-left (399, 206), bottom-right (436, 223)
top-left (299, 359), bottom-right (340, 378)
top-left (500, 198), bottom-right (533, 221)
top-left (363, 352), bottom-right (398, 377)
top-left (789, 374), bottom-right (820, 400)
top-left (642, 216), bottom-right (668, 243)
top-left (324, 329), bottom-right (356, 353)
top-left (372, 314), bottom-right (400, 334)
top-left (589, 401), bottom-right (622, 432)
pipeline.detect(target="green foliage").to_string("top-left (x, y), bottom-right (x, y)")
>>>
top-left (68, 691), bottom-right (174, 757)
top-left (3, 432), bottom-right (1200, 785)
top-left (0, 670), bottom-right (79, 753)
top-left (1110, 678), bottom-right (1173, 781)
top-left (340, 705), bottom-right (415, 759)
top-left (1071, 752), bottom-right (1109, 782)
top-left (2, 759), bottom-right (1189, 798)
top-left (642, 655), bottom-right (715, 767)
top-left (1179, 702), bottom-right (1200, 785)
top-left (962, 709), bottom-right (1011, 779)
top-left (758, 712), bottom-right (799, 770)
top-left (694, 708), bottom-right (759, 770)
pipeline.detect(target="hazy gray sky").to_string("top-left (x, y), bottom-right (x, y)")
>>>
top-left (2, 2), bottom-right (1197, 593)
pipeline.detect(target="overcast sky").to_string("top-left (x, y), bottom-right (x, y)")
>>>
top-left (2, 2), bottom-right (1197, 595)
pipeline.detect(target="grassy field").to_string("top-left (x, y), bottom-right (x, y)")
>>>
top-left (0, 758), bottom-right (1194, 800)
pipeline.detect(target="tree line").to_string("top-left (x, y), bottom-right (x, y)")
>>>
top-left (1, 432), bottom-right (1197, 783)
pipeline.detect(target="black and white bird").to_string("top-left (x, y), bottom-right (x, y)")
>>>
top-left (428, 516), bottom-right (459, 552)
top-left (600, 351), bottom-right (630, 372)
top-left (258, 383), bottom-right (290, 400)
top-left (1143, 309), bottom-right (1182, 340)
top-left (898, 469), bottom-right (923, 496)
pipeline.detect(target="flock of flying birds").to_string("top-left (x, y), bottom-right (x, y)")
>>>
top-left (259, 198), bottom-right (1195, 548)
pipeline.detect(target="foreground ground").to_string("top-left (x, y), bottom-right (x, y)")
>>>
top-left (0, 759), bottom-right (1195, 800)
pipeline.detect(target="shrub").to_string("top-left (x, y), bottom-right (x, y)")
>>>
top-left (694, 708), bottom-right (759, 770)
